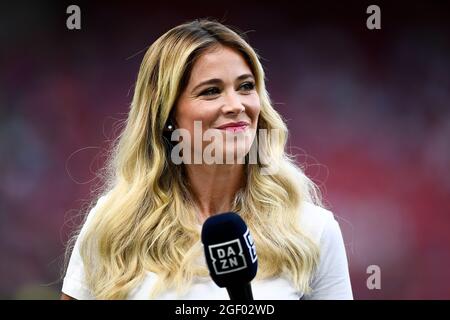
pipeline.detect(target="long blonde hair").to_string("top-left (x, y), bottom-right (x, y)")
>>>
top-left (64, 18), bottom-right (323, 299)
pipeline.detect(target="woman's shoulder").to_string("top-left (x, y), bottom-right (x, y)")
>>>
top-left (78, 193), bottom-right (111, 233)
top-left (298, 201), bottom-right (337, 244)
top-left (87, 193), bottom-right (110, 217)
top-left (298, 201), bottom-right (354, 300)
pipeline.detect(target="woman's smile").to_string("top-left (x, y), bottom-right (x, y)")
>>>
top-left (215, 121), bottom-right (250, 133)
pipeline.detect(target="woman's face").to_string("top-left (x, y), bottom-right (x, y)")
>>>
top-left (174, 45), bottom-right (261, 164)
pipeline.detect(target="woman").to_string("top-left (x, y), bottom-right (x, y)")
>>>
top-left (61, 19), bottom-right (353, 300)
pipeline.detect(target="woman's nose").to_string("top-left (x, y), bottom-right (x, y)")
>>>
top-left (221, 92), bottom-right (245, 114)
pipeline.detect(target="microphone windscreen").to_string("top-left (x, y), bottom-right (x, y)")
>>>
top-left (201, 212), bottom-right (258, 288)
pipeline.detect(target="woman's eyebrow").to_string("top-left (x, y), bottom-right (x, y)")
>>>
top-left (191, 74), bottom-right (255, 93)
top-left (191, 78), bottom-right (222, 93)
top-left (236, 73), bottom-right (254, 82)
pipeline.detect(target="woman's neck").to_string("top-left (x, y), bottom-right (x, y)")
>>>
top-left (184, 163), bottom-right (245, 222)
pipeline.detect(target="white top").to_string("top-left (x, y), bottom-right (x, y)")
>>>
top-left (62, 197), bottom-right (353, 300)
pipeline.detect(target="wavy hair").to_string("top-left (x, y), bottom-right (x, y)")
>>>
top-left (64, 18), bottom-right (323, 299)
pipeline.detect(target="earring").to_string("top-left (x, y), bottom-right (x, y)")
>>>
top-left (167, 124), bottom-right (173, 131)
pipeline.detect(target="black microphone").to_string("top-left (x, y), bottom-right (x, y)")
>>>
top-left (201, 212), bottom-right (258, 300)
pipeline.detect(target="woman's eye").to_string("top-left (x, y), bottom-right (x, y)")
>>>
top-left (240, 82), bottom-right (255, 91)
top-left (200, 87), bottom-right (220, 96)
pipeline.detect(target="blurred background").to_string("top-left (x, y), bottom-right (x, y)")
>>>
top-left (1, 0), bottom-right (449, 299)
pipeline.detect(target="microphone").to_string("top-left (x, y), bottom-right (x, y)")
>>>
top-left (201, 212), bottom-right (258, 300)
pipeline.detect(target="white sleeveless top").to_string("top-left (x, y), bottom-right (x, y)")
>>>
top-left (62, 196), bottom-right (353, 300)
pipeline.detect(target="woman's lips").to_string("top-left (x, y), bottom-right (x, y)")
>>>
top-left (218, 124), bottom-right (249, 132)
top-left (215, 121), bottom-right (250, 132)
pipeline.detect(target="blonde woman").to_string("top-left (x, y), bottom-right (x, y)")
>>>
top-left (61, 19), bottom-right (353, 300)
